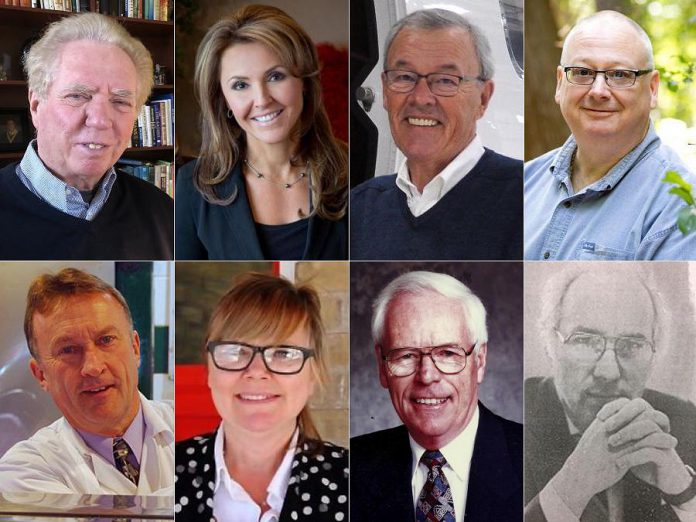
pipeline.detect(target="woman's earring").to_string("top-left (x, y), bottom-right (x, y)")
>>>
top-left (227, 109), bottom-right (233, 119)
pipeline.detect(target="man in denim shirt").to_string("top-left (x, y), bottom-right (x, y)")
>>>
top-left (524, 10), bottom-right (696, 260)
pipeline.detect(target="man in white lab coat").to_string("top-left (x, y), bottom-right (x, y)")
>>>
top-left (0, 268), bottom-right (174, 495)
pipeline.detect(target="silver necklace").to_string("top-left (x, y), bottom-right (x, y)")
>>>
top-left (244, 159), bottom-right (307, 189)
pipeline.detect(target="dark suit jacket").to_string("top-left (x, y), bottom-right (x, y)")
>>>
top-left (175, 432), bottom-right (348, 522)
top-left (175, 160), bottom-right (347, 260)
top-left (525, 377), bottom-right (696, 521)
top-left (351, 402), bottom-right (523, 521)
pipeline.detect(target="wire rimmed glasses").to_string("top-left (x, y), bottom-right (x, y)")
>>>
top-left (562, 66), bottom-right (652, 88)
top-left (383, 69), bottom-right (484, 97)
top-left (382, 344), bottom-right (476, 377)
top-left (554, 329), bottom-right (655, 364)
top-left (207, 341), bottom-right (314, 375)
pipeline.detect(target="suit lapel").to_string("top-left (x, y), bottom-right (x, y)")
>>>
top-left (219, 164), bottom-right (265, 259)
top-left (464, 404), bottom-right (521, 521)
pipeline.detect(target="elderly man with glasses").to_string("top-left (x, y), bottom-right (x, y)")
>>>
top-left (351, 271), bottom-right (522, 521)
top-left (350, 9), bottom-right (522, 261)
top-left (525, 10), bottom-right (696, 260)
top-left (525, 264), bottom-right (696, 521)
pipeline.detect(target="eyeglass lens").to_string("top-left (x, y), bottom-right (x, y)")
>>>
top-left (386, 346), bottom-right (469, 376)
top-left (565, 333), bottom-right (652, 362)
top-left (213, 343), bottom-right (308, 373)
top-left (566, 67), bottom-right (637, 87)
top-left (386, 70), bottom-right (463, 96)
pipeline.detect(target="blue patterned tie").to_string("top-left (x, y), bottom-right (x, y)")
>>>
top-left (113, 437), bottom-right (140, 485)
top-left (416, 450), bottom-right (455, 522)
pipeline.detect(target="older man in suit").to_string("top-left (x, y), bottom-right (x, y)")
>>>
top-left (524, 264), bottom-right (696, 521)
top-left (351, 271), bottom-right (522, 521)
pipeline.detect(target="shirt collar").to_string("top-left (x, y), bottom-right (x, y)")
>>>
top-left (77, 401), bottom-right (144, 465)
top-left (18, 139), bottom-right (118, 220)
top-left (409, 404), bottom-right (480, 483)
top-left (395, 134), bottom-right (485, 198)
top-left (213, 422), bottom-right (298, 509)
top-left (548, 121), bottom-right (660, 195)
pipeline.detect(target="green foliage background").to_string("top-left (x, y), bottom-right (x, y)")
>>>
top-left (551, 0), bottom-right (696, 126)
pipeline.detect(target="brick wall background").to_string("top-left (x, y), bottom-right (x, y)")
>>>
top-left (174, 261), bottom-right (348, 447)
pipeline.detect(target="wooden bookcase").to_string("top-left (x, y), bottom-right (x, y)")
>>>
top-left (0, 5), bottom-right (174, 171)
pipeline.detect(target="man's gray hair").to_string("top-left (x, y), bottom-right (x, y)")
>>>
top-left (383, 8), bottom-right (495, 81)
top-left (538, 263), bottom-right (666, 348)
top-left (371, 271), bottom-right (488, 352)
top-left (24, 13), bottom-right (154, 108)
top-left (561, 10), bottom-right (654, 69)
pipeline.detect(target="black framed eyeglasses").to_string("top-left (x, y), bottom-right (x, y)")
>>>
top-left (381, 344), bottom-right (476, 377)
top-left (562, 66), bottom-right (652, 88)
top-left (383, 69), bottom-right (484, 97)
top-left (207, 341), bottom-right (314, 375)
top-left (554, 328), bottom-right (655, 364)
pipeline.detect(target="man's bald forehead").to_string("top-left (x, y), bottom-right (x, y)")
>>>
top-left (561, 10), bottom-right (654, 68)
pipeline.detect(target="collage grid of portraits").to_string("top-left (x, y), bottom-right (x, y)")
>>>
top-left (0, 1), bottom-right (695, 522)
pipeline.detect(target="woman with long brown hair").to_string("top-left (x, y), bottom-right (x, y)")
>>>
top-left (176, 5), bottom-right (347, 260)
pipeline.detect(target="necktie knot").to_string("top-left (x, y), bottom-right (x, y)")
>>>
top-left (417, 449), bottom-right (455, 522)
top-left (421, 450), bottom-right (447, 470)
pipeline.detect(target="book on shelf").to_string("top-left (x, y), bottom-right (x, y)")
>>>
top-left (130, 95), bottom-right (173, 148)
top-left (116, 157), bottom-right (173, 197)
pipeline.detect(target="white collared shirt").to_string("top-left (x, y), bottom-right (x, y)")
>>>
top-left (213, 423), bottom-right (297, 522)
top-left (396, 135), bottom-right (485, 217)
top-left (410, 406), bottom-right (479, 522)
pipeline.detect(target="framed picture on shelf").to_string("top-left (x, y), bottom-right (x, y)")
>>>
top-left (0, 108), bottom-right (31, 152)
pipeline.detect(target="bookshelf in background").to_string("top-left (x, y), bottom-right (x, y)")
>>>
top-left (0, 5), bottom-right (174, 195)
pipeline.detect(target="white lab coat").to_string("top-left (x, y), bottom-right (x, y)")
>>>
top-left (0, 393), bottom-right (174, 495)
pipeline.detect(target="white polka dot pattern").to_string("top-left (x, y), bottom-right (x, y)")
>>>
top-left (175, 432), bottom-right (348, 521)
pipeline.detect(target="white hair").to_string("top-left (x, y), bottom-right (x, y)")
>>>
top-left (383, 8), bottom-right (495, 81)
top-left (371, 271), bottom-right (488, 351)
top-left (538, 263), bottom-right (666, 350)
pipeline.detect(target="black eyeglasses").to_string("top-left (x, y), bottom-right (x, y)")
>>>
top-left (207, 341), bottom-right (314, 375)
top-left (554, 329), bottom-right (655, 364)
top-left (383, 69), bottom-right (484, 97)
top-left (382, 344), bottom-right (476, 377)
top-left (562, 66), bottom-right (652, 88)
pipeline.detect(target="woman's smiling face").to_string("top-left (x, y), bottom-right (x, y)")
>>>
top-left (219, 42), bottom-right (304, 149)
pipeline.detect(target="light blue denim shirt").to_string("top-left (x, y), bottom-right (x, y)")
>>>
top-left (524, 123), bottom-right (696, 260)
top-left (16, 140), bottom-right (117, 221)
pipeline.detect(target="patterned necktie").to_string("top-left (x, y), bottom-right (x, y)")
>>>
top-left (416, 450), bottom-right (455, 522)
top-left (113, 437), bottom-right (140, 485)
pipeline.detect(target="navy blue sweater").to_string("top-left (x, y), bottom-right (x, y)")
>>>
top-left (350, 149), bottom-right (522, 260)
top-left (0, 162), bottom-right (173, 260)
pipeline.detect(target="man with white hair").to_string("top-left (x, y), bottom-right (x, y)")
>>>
top-left (525, 10), bottom-right (696, 260)
top-left (351, 9), bottom-right (522, 260)
top-left (0, 13), bottom-right (173, 260)
top-left (351, 271), bottom-right (522, 521)
top-left (525, 264), bottom-right (696, 521)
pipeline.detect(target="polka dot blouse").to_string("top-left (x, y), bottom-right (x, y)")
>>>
top-left (175, 432), bottom-right (348, 521)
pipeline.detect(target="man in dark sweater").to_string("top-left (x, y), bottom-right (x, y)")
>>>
top-left (1, 13), bottom-right (172, 260)
top-left (350, 8), bottom-right (521, 260)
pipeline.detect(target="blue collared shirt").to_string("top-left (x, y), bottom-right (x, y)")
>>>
top-left (524, 123), bottom-right (696, 260)
top-left (77, 404), bottom-right (145, 467)
top-left (17, 140), bottom-right (117, 221)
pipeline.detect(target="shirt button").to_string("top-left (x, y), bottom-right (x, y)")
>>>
top-left (543, 252), bottom-right (550, 259)
top-left (563, 201), bottom-right (572, 208)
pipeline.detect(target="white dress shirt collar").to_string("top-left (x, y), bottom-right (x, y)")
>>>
top-left (396, 135), bottom-right (485, 217)
top-left (213, 423), bottom-right (298, 522)
top-left (409, 405), bottom-right (480, 522)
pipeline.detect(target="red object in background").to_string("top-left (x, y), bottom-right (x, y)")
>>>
top-left (175, 365), bottom-right (220, 441)
top-left (317, 44), bottom-right (348, 143)
top-left (175, 263), bottom-right (281, 441)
